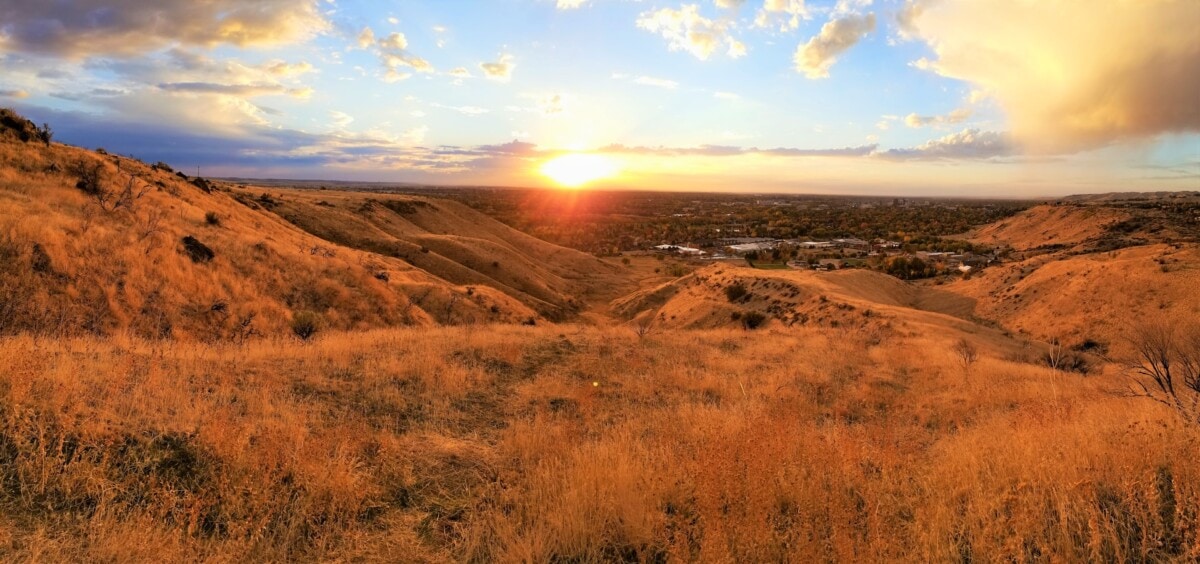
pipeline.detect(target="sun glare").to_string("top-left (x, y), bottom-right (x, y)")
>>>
top-left (540, 153), bottom-right (619, 188)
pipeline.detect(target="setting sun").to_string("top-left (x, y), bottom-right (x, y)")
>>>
top-left (539, 153), bottom-right (620, 188)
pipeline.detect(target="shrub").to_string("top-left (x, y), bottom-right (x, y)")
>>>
top-left (205, 211), bottom-right (221, 226)
top-left (741, 311), bottom-right (767, 329)
top-left (725, 283), bottom-right (748, 302)
top-left (290, 311), bottom-right (322, 341)
top-left (152, 161), bottom-right (174, 173)
top-left (181, 236), bottom-right (215, 263)
top-left (37, 122), bottom-right (52, 145)
top-left (70, 159), bottom-right (104, 196)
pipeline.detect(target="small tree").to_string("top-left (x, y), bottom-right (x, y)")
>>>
top-left (952, 338), bottom-right (979, 377)
top-left (1124, 319), bottom-right (1200, 425)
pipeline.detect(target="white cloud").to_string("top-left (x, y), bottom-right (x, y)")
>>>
top-left (448, 67), bottom-right (471, 78)
top-left (432, 103), bottom-right (489, 115)
top-left (727, 38), bottom-right (747, 58)
top-left (330, 110), bottom-right (354, 128)
top-left (754, 0), bottom-right (809, 32)
top-left (264, 60), bottom-right (314, 77)
top-left (357, 27), bottom-right (375, 49)
top-left (793, 12), bottom-right (875, 78)
top-left (878, 128), bottom-right (1012, 160)
top-left (378, 32), bottom-right (407, 51)
top-left (374, 32), bottom-right (433, 77)
top-left (714, 91), bottom-right (740, 100)
top-left (556, 0), bottom-right (589, 8)
top-left (904, 107), bottom-right (971, 128)
top-left (904, 0), bottom-right (1200, 152)
top-left (637, 4), bottom-right (744, 61)
top-left (479, 54), bottom-right (515, 80)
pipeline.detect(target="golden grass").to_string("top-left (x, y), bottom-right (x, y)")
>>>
top-left (1, 324), bottom-right (1195, 561)
top-left (0, 139), bottom-right (544, 339)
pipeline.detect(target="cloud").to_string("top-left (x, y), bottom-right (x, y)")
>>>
top-left (794, 12), bottom-right (875, 78)
top-left (539, 94), bottom-right (565, 115)
top-left (0, 89), bottom-right (29, 98)
top-left (597, 143), bottom-right (877, 157)
top-left (480, 54), bottom-right (515, 80)
top-left (555, 0), bottom-right (589, 8)
top-left (0, 0), bottom-right (328, 58)
top-left (264, 60), bottom-right (314, 77)
top-left (904, 107), bottom-right (971, 128)
top-left (878, 128), bottom-right (1012, 160)
top-left (906, 0), bottom-right (1200, 152)
top-left (754, 0), bottom-right (809, 31)
top-left (714, 91), bottom-right (740, 100)
top-left (448, 67), bottom-right (471, 78)
top-left (357, 27), bottom-right (375, 49)
top-left (636, 4), bottom-right (744, 60)
top-left (157, 82), bottom-right (299, 97)
top-left (432, 103), bottom-right (489, 115)
top-left (374, 32), bottom-right (433, 79)
top-left (634, 76), bottom-right (679, 89)
top-left (330, 111), bottom-right (354, 128)
top-left (715, 0), bottom-right (746, 8)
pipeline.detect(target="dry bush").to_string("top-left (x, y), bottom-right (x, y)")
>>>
top-left (952, 337), bottom-right (979, 376)
top-left (1125, 318), bottom-right (1200, 425)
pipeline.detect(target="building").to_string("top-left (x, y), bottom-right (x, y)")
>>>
top-left (654, 244), bottom-right (705, 256)
top-left (728, 241), bottom-right (776, 254)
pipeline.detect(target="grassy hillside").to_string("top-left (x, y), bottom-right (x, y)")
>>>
top-left (946, 202), bottom-right (1200, 357)
top-left (0, 115), bottom-right (641, 339)
top-left (243, 187), bottom-right (631, 320)
top-left (1, 325), bottom-right (1196, 561)
top-left (2, 110), bottom-right (1198, 561)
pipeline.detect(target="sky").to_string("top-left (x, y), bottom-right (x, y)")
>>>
top-left (0, 0), bottom-right (1197, 197)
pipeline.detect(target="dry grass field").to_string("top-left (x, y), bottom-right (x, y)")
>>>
top-left (2, 325), bottom-right (1197, 562)
top-left (2, 111), bottom-right (1199, 561)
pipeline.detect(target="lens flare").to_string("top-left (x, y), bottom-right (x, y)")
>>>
top-left (540, 153), bottom-right (619, 188)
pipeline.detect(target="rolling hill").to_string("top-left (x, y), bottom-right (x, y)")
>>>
top-left (0, 110), bottom-right (630, 339)
top-left (944, 202), bottom-right (1200, 356)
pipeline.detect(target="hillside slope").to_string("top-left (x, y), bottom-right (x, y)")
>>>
top-left (0, 112), bottom-right (631, 338)
top-left (243, 187), bottom-right (630, 320)
top-left (945, 201), bottom-right (1200, 355)
top-left (612, 263), bottom-right (1025, 358)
